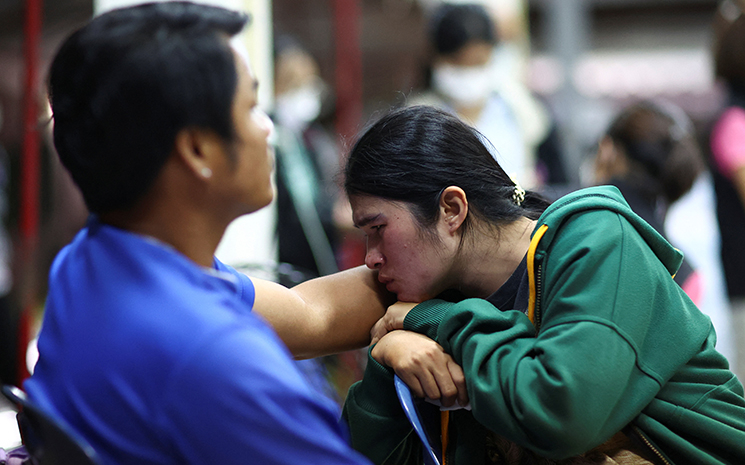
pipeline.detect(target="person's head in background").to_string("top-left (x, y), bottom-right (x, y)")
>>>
top-left (714, 1), bottom-right (745, 94)
top-left (344, 105), bottom-right (548, 301)
top-left (49, 1), bottom-right (274, 226)
top-left (273, 36), bottom-right (329, 133)
top-left (427, 3), bottom-right (497, 114)
top-left (593, 101), bottom-right (704, 209)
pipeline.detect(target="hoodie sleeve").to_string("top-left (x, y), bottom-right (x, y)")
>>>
top-left (403, 209), bottom-right (709, 460)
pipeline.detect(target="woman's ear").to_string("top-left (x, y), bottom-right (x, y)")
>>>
top-left (440, 186), bottom-right (468, 233)
top-left (173, 127), bottom-right (224, 181)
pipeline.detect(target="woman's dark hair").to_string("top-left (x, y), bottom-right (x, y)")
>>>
top-left (344, 106), bottom-right (549, 237)
top-left (605, 101), bottom-right (704, 204)
top-left (428, 3), bottom-right (497, 56)
top-left (49, 1), bottom-right (248, 213)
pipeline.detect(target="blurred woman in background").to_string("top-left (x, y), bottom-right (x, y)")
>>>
top-left (592, 101), bottom-right (705, 303)
top-left (409, 2), bottom-right (545, 188)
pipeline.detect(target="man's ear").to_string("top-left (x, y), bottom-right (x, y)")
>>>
top-left (173, 127), bottom-right (224, 180)
top-left (439, 186), bottom-right (468, 233)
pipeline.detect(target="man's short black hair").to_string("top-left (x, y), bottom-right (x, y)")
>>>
top-left (49, 1), bottom-right (249, 213)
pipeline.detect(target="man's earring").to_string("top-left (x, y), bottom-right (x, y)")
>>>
top-left (201, 167), bottom-right (212, 178)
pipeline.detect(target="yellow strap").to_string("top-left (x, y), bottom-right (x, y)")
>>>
top-left (527, 224), bottom-right (549, 325)
top-left (439, 224), bottom-right (547, 463)
top-left (441, 410), bottom-right (450, 464)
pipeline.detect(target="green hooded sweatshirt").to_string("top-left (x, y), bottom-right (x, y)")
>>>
top-left (343, 186), bottom-right (745, 465)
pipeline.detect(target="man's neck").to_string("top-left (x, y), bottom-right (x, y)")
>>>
top-left (99, 196), bottom-right (227, 269)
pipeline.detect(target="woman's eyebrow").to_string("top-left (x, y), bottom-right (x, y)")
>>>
top-left (354, 213), bottom-right (383, 229)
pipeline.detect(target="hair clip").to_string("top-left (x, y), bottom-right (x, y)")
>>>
top-left (510, 175), bottom-right (525, 207)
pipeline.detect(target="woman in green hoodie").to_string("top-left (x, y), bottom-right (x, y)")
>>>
top-left (341, 105), bottom-right (745, 465)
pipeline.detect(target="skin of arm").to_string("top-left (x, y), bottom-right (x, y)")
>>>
top-left (252, 265), bottom-right (396, 359)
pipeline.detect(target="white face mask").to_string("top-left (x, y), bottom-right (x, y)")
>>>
top-left (274, 84), bottom-right (323, 132)
top-left (432, 63), bottom-right (493, 107)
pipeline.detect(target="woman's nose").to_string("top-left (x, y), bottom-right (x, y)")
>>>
top-left (364, 244), bottom-right (384, 270)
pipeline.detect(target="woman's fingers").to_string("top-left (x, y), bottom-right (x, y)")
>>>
top-left (447, 358), bottom-right (469, 406)
top-left (383, 301), bottom-right (418, 331)
top-left (397, 370), bottom-right (428, 399)
top-left (372, 331), bottom-right (467, 406)
top-left (369, 318), bottom-right (389, 345)
top-left (370, 301), bottom-right (419, 344)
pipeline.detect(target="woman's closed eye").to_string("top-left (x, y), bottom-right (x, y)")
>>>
top-left (366, 224), bottom-right (384, 235)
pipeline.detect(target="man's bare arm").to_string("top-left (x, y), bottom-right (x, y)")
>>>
top-left (252, 265), bottom-right (396, 359)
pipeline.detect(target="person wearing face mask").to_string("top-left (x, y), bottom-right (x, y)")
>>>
top-left (409, 2), bottom-right (540, 188)
top-left (271, 38), bottom-right (354, 404)
top-left (272, 37), bottom-right (341, 283)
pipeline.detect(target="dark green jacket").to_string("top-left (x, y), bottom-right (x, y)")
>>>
top-left (343, 186), bottom-right (745, 465)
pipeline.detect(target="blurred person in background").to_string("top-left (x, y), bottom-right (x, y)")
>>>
top-left (594, 100), bottom-right (738, 371)
top-left (410, 2), bottom-right (560, 189)
top-left (706, 0), bottom-right (745, 381)
top-left (592, 102), bottom-right (704, 303)
top-left (272, 35), bottom-right (340, 284)
top-left (272, 35), bottom-right (363, 405)
top-left (410, 2), bottom-right (529, 185)
top-left (437, 0), bottom-right (569, 187)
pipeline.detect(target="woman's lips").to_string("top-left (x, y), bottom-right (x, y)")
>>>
top-left (379, 276), bottom-right (395, 292)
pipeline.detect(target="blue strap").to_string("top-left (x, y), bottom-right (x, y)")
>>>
top-left (394, 375), bottom-right (441, 465)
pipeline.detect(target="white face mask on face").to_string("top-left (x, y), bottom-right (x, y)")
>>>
top-left (432, 63), bottom-right (493, 107)
top-left (274, 83), bottom-right (323, 132)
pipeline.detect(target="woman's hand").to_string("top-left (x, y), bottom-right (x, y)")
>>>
top-left (371, 330), bottom-right (468, 407)
top-left (370, 301), bottom-right (418, 344)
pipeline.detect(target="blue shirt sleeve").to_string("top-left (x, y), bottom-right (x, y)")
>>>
top-left (213, 258), bottom-right (256, 310)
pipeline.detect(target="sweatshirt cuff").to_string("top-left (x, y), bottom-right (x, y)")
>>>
top-left (349, 346), bottom-right (402, 416)
top-left (403, 299), bottom-right (455, 341)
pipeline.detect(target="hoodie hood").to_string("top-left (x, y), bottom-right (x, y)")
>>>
top-left (534, 185), bottom-right (683, 278)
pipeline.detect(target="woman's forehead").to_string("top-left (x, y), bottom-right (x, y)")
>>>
top-left (350, 196), bottom-right (410, 225)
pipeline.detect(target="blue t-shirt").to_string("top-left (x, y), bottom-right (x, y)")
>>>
top-left (24, 217), bottom-right (371, 465)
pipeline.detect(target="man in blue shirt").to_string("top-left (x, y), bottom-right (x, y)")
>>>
top-left (23, 2), bottom-right (395, 463)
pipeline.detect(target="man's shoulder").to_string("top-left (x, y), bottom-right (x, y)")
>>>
top-left (46, 226), bottom-right (257, 353)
